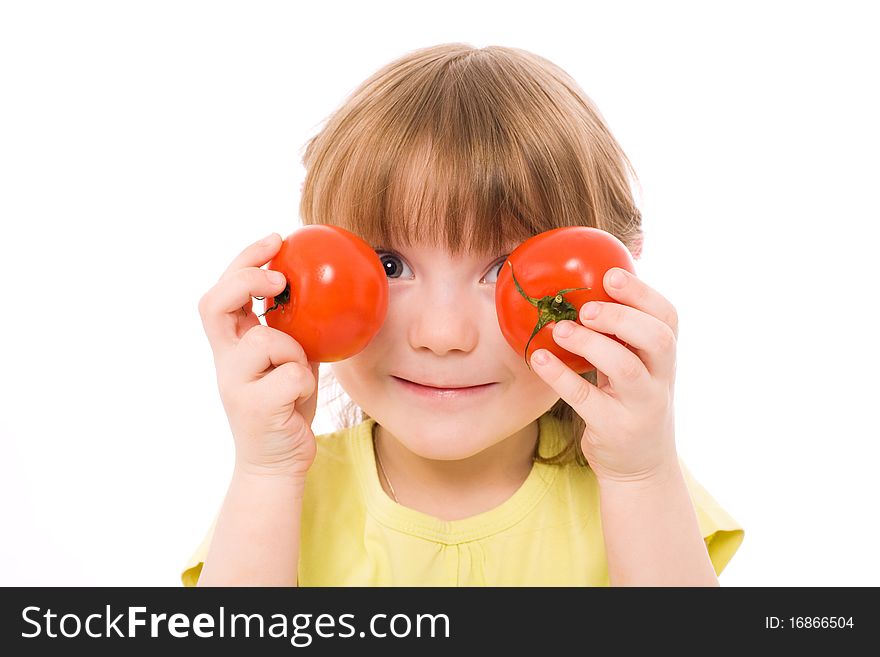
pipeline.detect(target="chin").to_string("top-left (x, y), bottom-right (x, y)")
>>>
top-left (382, 417), bottom-right (493, 460)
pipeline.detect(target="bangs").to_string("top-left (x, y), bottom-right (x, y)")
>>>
top-left (308, 118), bottom-right (547, 258)
top-left (357, 133), bottom-right (542, 256)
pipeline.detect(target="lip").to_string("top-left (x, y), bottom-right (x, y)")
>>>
top-left (392, 376), bottom-right (498, 400)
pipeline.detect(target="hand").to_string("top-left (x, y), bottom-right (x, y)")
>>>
top-left (530, 267), bottom-right (679, 485)
top-left (198, 233), bottom-right (320, 479)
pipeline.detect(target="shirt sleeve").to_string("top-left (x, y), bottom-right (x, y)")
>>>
top-left (678, 459), bottom-right (745, 578)
top-left (180, 514), bottom-right (218, 587)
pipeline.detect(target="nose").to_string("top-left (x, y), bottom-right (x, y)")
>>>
top-left (407, 292), bottom-right (483, 355)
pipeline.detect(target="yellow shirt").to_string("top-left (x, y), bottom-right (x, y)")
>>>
top-left (181, 413), bottom-right (744, 586)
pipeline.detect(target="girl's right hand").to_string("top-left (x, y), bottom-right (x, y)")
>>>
top-left (198, 233), bottom-right (320, 480)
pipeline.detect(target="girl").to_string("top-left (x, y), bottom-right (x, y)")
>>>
top-left (183, 43), bottom-right (744, 586)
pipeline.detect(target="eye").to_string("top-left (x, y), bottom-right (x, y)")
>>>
top-left (376, 251), bottom-right (414, 280)
top-left (481, 256), bottom-right (509, 285)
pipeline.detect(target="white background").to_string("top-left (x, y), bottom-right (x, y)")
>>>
top-left (1, 0), bottom-right (877, 587)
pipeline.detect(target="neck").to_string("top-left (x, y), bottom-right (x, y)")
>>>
top-left (373, 420), bottom-right (540, 519)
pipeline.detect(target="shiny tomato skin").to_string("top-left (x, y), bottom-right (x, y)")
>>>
top-left (495, 227), bottom-right (637, 374)
top-left (262, 225), bottom-right (388, 362)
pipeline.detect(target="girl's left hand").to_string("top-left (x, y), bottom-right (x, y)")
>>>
top-left (530, 267), bottom-right (680, 486)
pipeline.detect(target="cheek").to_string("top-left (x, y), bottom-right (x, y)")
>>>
top-left (502, 351), bottom-right (559, 397)
top-left (496, 340), bottom-right (535, 377)
top-left (329, 352), bottom-right (382, 393)
top-left (366, 300), bottom-right (408, 347)
top-left (513, 369), bottom-right (554, 396)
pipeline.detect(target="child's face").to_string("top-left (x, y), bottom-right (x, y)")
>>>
top-left (331, 240), bottom-right (560, 459)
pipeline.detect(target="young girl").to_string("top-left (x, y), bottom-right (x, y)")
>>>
top-left (183, 43), bottom-right (744, 587)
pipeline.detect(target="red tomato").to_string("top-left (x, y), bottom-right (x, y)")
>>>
top-left (259, 225), bottom-right (388, 362)
top-left (495, 227), bottom-right (637, 374)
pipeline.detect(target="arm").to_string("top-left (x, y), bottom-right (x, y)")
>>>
top-left (597, 461), bottom-right (719, 587)
top-left (195, 233), bottom-right (321, 587)
top-left (527, 267), bottom-right (716, 585)
top-left (197, 468), bottom-right (306, 587)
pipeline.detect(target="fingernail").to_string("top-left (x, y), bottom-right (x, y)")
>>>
top-left (258, 233), bottom-right (277, 246)
top-left (582, 301), bottom-right (601, 320)
top-left (532, 349), bottom-right (550, 366)
top-left (267, 270), bottom-right (285, 285)
top-left (609, 269), bottom-right (626, 288)
top-left (555, 321), bottom-right (574, 337)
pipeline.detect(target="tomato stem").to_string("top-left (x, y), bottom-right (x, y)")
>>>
top-left (508, 260), bottom-right (591, 370)
top-left (258, 280), bottom-right (291, 317)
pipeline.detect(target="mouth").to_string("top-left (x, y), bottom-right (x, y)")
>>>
top-left (391, 376), bottom-right (498, 399)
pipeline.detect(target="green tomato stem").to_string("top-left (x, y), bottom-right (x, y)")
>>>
top-left (258, 280), bottom-right (291, 317)
top-left (507, 260), bottom-right (591, 370)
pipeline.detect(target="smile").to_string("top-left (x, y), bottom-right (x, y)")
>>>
top-left (391, 376), bottom-right (498, 400)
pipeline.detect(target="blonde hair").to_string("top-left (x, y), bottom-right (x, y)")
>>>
top-left (299, 43), bottom-right (643, 466)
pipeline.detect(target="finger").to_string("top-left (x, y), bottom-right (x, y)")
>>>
top-left (529, 346), bottom-right (618, 423)
top-left (602, 268), bottom-right (679, 340)
top-left (199, 266), bottom-right (288, 356)
top-left (253, 360), bottom-right (318, 416)
top-left (550, 321), bottom-right (651, 402)
top-left (231, 324), bottom-right (310, 383)
top-left (220, 233), bottom-right (282, 280)
top-left (577, 301), bottom-right (676, 379)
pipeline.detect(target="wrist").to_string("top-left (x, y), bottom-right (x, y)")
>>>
top-left (233, 461), bottom-right (310, 493)
top-left (595, 458), bottom-right (682, 492)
